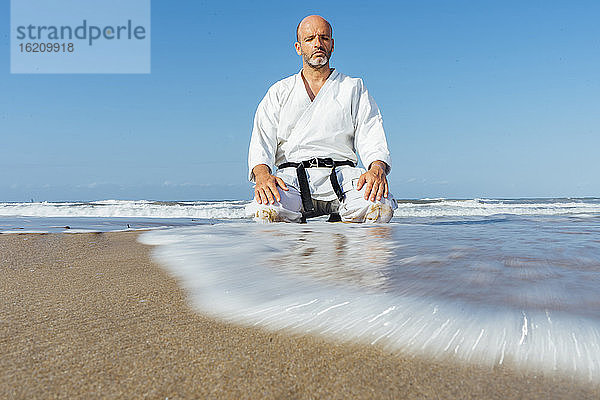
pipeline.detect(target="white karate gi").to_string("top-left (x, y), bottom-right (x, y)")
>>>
top-left (247, 69), bottom-right (397, 223)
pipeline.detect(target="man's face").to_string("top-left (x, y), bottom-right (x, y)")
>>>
top-left (295, 19), bottom-right (334, 69)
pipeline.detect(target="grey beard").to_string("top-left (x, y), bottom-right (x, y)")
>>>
top-left (303, 51), bottom-right (329, 68)
top-left (308, 55), bottom-right (328, 68)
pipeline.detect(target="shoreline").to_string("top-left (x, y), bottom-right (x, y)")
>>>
top-left (1, 232), bottom-right (597, 399)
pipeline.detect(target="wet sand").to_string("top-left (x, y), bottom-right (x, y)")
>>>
top-left (0, 232), bottom-right (598, 399)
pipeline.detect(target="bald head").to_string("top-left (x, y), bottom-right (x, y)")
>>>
top-left (294, 15), bottom-right (334, 70)
top-left (296, 15), bottom-right (332, 41)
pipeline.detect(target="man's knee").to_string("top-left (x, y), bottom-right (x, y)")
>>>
top-left (339, 191), bottom-right (396, 223)
top-left (251, 203), bottom-right (302, 223)
top-left (245, 187), bottom-right (303, 223)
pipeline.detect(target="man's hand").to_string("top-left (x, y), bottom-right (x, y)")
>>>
top-left (356, 161), bottom-right (389, 202)
top-left (253, 164), bottom-right (289, 204)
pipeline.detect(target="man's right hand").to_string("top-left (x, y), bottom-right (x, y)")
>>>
top-left (253, 164), bottom-right (289, 204)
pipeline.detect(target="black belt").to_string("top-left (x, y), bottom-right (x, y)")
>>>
top-left (278, 158), bottom-right (355, 218)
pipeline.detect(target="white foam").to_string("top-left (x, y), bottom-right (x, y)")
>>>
top-left (0, 230), bottom-right (49, 234)
top-left (395, 199), bottom-right (600, 217)
top-left (1, 199), bottom-right (599, 220)
top-left (0, 200), bottom-right (249, 219)
top-left (140, 223), bottom-right (600, 382)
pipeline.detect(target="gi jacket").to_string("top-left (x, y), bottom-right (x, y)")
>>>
top-left (249, 69), bottom-right (392, 200)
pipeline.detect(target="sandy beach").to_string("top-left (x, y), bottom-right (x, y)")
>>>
top-left (1, 232), bottom-right (598, 399)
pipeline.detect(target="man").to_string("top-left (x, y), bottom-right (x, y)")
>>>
top-left (247, 15), bottom-right (397, 223)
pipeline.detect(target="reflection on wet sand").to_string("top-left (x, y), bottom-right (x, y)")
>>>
top-left (267, 225), bottom-right (395, 292)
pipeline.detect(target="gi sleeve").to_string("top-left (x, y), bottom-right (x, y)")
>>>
top-left (353, 79), bottom-right (392, 174)
top-left (248, 86), bottom-right (280, 182)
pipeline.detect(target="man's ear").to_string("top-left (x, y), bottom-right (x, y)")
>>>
top-left (294, 41), bottom-right (302, 56)
top-left (331, 38), bottom-right (334, 53)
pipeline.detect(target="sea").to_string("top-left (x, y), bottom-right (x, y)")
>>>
top-left (2, 198), bottom-right (600, 381)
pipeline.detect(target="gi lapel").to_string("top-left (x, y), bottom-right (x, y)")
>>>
top-left (291, 69), bottom-right (339, 139)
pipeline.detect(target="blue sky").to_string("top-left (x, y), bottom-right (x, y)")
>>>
top-left (1, 0), bottom-right (599, 201)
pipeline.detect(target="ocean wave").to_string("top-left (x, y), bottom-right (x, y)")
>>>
top-left (139, 222), bottom-right (600, 382)
top-left (394, 199), bottom-right (600, 217)
top-left (0, 198), bottom-right (599, 219)
top-left (0, 200), bottom-right (250, 219)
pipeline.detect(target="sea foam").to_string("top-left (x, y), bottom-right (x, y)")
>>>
top-left (1, 198), bottom-right (600, 221)
top-left (0, 200), bottom-right (249, 219)
top-left (139, 220), bottom-right (600, 382)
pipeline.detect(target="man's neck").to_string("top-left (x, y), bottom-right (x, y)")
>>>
top-left (301, 64), bottom-right (333, 85)
top-left (301, 64), bottom-right (333, 101)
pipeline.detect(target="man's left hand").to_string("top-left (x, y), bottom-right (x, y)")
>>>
top-left (356, 161), bottom-right (389, 202)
